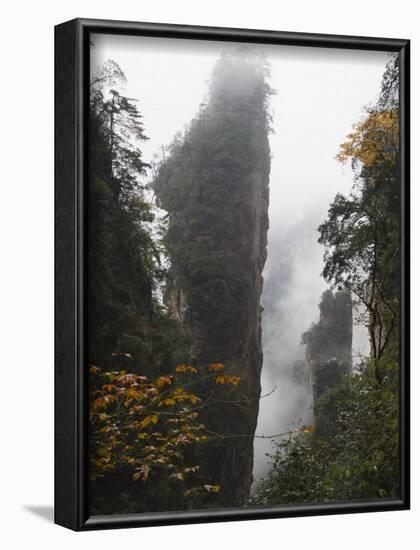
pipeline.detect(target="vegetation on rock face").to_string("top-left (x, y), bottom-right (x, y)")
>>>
top-left (89, 361), bottom-right (244, 513)
top-left (88, 50), bottom-right (272, 513)
top-left (152, 48), bottom-right (272, 506)
top-left (319, 57), bottom-right (400, 373)
top-left (303, 289), bottom-right (353, 404)
top-left (153, 49), bottom-right (272, 360)
top-left (253, 55), bottom-right (400, 506)
top-left (87, 59), bottom-right (247, 514)
top-left (253, 362), bottom-right (399, 505)
top-left (301, 289), bottom-right (353, 436)
top-left (88, 50), bottom-right (400, 513)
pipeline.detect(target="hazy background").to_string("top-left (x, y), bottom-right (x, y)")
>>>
top-left (91, 34), bottom-right (390, 482)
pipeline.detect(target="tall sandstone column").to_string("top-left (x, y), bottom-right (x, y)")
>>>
top-left (154, 50), bottom-right (271, 505)
top-left (303, 289), bottom-right (353, 435)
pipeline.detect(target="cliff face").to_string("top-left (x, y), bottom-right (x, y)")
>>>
top-left (199, 168), bottom-right (269, 506)
top-left (153, 50), bottom-right (271, 505)
top-left (303, 290), bottom-right (353, 432)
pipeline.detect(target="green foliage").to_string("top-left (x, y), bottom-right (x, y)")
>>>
top-left (303, 289), bottom-right (353, 366)
top-left (153, 48), bottom-right (272, 361)
top-left (253, 358), bottom-right (399, 505)
top-left (88, 62), bottom-right (198, 513)
top-left (88, 51), bottom-right (401, 512)
top-left (302, 289), bottom-right (353, 418)
top-left (88, 60), bottom-right (252, 513)
top-left (255, 55), bottom-right (401, 506)
top-left (319, 55), bottom-right (400, 366)
top-left (88, 62), bottom-right (187, 378)
top-left (150, 51), bottom-right (273, 506)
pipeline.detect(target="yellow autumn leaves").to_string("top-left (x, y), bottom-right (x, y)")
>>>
top-left (175, 364), bottom-right (198, 374)
top-left (158, 388), bottom-right (200, 407)
top-left (89, 366), bottom-right (207, 488)
top-left (90, 360), bottom-right (242, 497)
top-left (208, 363), bottom-right (225, 372)
top-left (133, 465), bottom-right (151, 481)
top-left (299, 425), bottom-right (315, 434)
top-left (91, 393), bottom-right (116, 411)
top-left (215, 375), bottom-right (241, 385)
top-left (208, 363), bottom-right (241, 385)
top-left (176, 362), bottom-right (242, 386)
top-left (337, 109), bottom-right (399, 170)
top-left (155, 375), bottom-right (172, 388)
top-left (204, 484), bottom-right (220, 493)
top-left (139, 414), bottom-right (159, 429)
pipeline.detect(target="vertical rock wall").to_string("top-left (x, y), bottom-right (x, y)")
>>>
top-left (303, 289), bottom-right (353, 432)
top-left (154, 51), bottom-right (271, 505)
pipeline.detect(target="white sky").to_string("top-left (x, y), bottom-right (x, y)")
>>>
top-left (91, 34), bottom-right (391, 480)
top-left (91, 34), bottom-right (389, 229)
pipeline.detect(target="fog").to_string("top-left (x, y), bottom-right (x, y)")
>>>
top-left (91, 34), bottom-right (389, 482)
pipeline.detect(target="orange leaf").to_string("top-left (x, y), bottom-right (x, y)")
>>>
top-left (133, 465), bottom-right (151, 481)
top-left (155, 376), bottom-right (172, 388)
top-left (204, 484), bottom-right (220, 493)
top-left (299, 425), bottom-right (315, 433)
top-left (139, 414), bottom-right (159, 429)
top-left (208, 363), bottom-right (224, 372)
top-left (175, 364), bottom-right (198, 374)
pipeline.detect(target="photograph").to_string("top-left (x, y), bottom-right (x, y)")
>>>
top-left (0, 0), bottom-right (417, 545)
top-left (87, 32), bottom-right (402, 516)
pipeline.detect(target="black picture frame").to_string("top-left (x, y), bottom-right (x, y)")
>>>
top-left (55, 17), bottom-right (410, 531)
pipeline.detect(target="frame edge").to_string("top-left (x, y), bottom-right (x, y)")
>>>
top-left (54, 17), bottom-right (411, 531)
top-left (55, 18), bottom-right (87, 532)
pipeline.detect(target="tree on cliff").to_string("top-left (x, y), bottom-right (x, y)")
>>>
top-left (88, 59), bottom-right (255, 515)
top-left (153, 48), bottom-right (273, 506)
top-left (88, 61), bottom-right (203, 514)
top-left (319, 56), bottom-right (400, 373)
top-left (88, 60), bottom-right (191, 513)
top-left (253, 55), bottom-right (400, 505)
top-left (89, 61), bottom-right (187, 377)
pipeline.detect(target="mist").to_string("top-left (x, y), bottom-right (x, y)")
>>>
top-left (91, 34), bottom-right (390, 485)
top-left (253, 47), bottom-right (388, 482)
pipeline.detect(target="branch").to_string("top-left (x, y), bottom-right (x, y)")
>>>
top-left (188, 416), bottom-right (297, 440)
